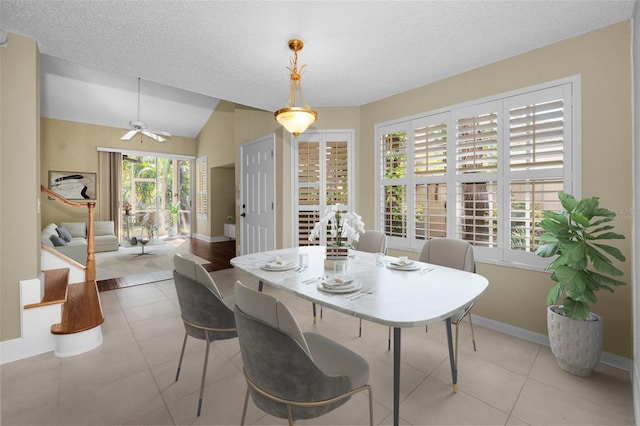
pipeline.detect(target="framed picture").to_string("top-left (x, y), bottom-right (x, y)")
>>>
top-left (49, 171), bottom-right (97, 200)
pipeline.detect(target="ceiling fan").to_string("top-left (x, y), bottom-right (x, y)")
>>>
top-left (121, 77), bottom-right (171, 143)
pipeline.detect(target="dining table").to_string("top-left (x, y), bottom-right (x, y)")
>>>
top-left (230, 245), bottom-right (489, 426)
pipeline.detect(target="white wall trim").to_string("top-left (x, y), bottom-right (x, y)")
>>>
top-left (472, 314), bottom-right (633, 373)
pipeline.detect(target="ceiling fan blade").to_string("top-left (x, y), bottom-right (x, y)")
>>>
top-left (121, 129), bottom-right (139, 140)
top-left (142, 129), bottom-right (166, 142)
top-left (154, 130), bottom-right (171, 138)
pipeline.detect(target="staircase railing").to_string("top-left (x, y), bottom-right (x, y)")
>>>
top-left (40, 185), bottom-right (96, 282)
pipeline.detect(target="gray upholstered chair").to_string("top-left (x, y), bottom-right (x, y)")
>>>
top-left (352, 230), bottom-right (387, 254)
top-left (233, 280), bottom-right (373, 426)
top-left (173, 254), bottom-right (237, 417)
top-left (419, 238), bottom-right (477, 368)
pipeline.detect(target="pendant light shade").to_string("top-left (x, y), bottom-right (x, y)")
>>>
top-left (274, 39), bottom-right (318, 137)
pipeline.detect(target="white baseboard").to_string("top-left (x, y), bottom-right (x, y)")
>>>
top-left (193, 233), bottom-right (232, 243)
top-left (472, 314), bottom-right (633, 372)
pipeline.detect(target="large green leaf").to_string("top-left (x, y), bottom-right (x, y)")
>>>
top-left (593, 243), bottom-right (626, 262)
top-left (591, 231), bottom-right (625, 240)
top-left (588, 271), bottom-right (626, 289)
top-left (575, 197), bottom-right (599, 219)
top-left (589, 225), bottom-right (614, 234)
top-left (566, 285), bottom-right (597, 304)
top-left (542, 210), bottom-right (568, 225)
top-left (571, 212), bottom-right (590, 228)
top-left (558, 192), bottom-right (578, 212)
top-left (593, 207), bottom-right (616, 218)
top-left (563, 298), bottom-right (591, 320)
top-left (539, 218), bottom-right (569, 236)
top-left (535, 242), bottom-right (558, 258)
top-left (554, 265), bottom-right (586, 293)
top-left (547, 283), bottom-right (563, 305)
top-left (558, 241), bottom-right (585, 265)
top-left (585, 245), bottom-right (624, 276)
top-left (590, 217), bottom-right (614, 227)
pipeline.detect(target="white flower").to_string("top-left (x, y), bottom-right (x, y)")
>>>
top-left (309, 204), bottom-right (365, 245)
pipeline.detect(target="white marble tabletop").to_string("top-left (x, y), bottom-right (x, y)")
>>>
top-left (230, 245), bottom-right (489, 328)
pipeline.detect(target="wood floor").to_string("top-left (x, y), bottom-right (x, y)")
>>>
top-left (96, 239), bottom-right (236, 292)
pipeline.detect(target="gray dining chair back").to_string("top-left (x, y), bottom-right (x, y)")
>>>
top-left (233, 280), bottom-right (373, 426)
top-left (419, 237), bottom-right (475, 273)
top-left (419, 238), bottom-right (478, 364)
top-left (353, 230), bottom-right (387, 254)
top-left (173, 254), bottom-right (237, 416)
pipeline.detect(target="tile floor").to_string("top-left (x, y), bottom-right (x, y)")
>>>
top-left (1, 276), bottom-right (635, 425)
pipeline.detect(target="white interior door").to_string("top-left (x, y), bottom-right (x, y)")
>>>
top-left (240, 134), bottom-right (275, 255)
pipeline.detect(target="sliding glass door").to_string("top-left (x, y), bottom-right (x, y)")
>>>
top-left (122, 154), bottom-right (191, 242)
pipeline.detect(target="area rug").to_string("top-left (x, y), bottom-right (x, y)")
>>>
top-left (94, 238), bottom-right (208, 281)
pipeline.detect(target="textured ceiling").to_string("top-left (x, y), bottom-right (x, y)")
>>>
top-left (1, 0), bottom-right (637, 138)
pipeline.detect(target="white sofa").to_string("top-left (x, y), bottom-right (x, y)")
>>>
top-left (41, 221), bottom-right (119, 264)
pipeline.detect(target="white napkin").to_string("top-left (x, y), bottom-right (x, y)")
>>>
top-left (322, 277), bottom-right (354, 287)
top-left (390, 259), bottom-right (415, 267)
top-left (264, 256), bottom-right (292, 269)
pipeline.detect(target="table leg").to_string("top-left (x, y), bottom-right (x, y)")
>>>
top-left (393, 327), bottom-right (401, 426)
top-left (445, 317), bottom-right (458, 393)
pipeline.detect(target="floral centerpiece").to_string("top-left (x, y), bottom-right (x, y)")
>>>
top-left (309, 204), bottom-right (365, 259)
top-left (123, 201), bottom-right (132, 215)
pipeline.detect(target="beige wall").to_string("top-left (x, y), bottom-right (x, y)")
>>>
top-left (40, 118), bottom-right (196, 226)
top-left (1, 33), bottom-right (41, 340)
top-left (210, 167), bottom-right (235, 237)
top-left (359, 21), bottom-right (633, 357)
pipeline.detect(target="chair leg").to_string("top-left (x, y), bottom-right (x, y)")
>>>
top-left (320, 305), bottom-right (323, 319)
top-left (240, 387), bottom-right (250, 426)
top-left (175, 332), bottom-right (188, 382)
top-left (358, 318), bottom-right (362, 337)
top-left (312, 302), bottom-right (317, 323)
top-left (367, 385), bottom-right (374, 426)
top-left (468, 313), bottom-right (477, 351)
top-left (287, 404), bottom-right (294, 426)
top-left (197, 339), bottom-right (212, 417)
top-left (388, 326), bottom-right (391, 351)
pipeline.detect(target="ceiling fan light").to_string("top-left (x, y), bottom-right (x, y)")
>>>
top-left (274, 107), bottom-right (318, 137)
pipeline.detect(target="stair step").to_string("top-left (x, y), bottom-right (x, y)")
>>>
top-left (51, 280), bottom-right (104, 335)
top-left (24, 268), bottom-right (69, 309)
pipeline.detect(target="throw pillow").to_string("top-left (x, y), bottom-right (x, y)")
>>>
top-left (50, 235), bottom-right (67, 247)
top-left (56, 226), bottom-right (73, 242)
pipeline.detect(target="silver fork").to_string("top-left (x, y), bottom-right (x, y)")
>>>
top-left (347, 289), bottom-right (376, 300)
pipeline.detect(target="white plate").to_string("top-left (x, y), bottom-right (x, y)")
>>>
top-left (261, 262), bottom-right (297, 271)
top-left (389, 260), bottom-right (415, 267)
top-left (386, 263), bottom-right (421, 271)
top-left (321, 277), bottom-right (354, 287)
top-left (317, 280), bottom-right (362, 294)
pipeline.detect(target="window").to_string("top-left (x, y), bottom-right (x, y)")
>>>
top-left (376, 78), bottom-right (578, 268)
top-left (196, 156), bottom-right (207, 220)
top-left (293, 131), bottom-right (354, 246)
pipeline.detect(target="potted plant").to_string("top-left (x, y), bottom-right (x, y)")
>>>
top-left (168, 203), bottom-right (180, 237)
top-left (536, 192), bottom-right (626, 376)
top-left (309, 204), bottom-right (365, 269)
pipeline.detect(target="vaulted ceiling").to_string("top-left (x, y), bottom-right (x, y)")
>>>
top-left (1, 0), bottom-right (636, 138)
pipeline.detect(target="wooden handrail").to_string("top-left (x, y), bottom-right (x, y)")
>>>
top-left (41, 185), bottom-right (97, 282)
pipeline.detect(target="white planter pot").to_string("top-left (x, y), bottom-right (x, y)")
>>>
top-left (547, 305), bottom-right (603, 376)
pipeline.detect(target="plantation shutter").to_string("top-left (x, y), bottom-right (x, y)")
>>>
top-left (196, 156), bottom-right (207, 220)
top-left (504, 84), bottom-right (569, 261)
top-left (454, 103), bottom-right (499, 247)
top-left (413, 114), bottom-right (448, 241)
top-left (379, 124), bottom-right (409, 239)
top-left (294, 132), bottom-right (353, 247)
